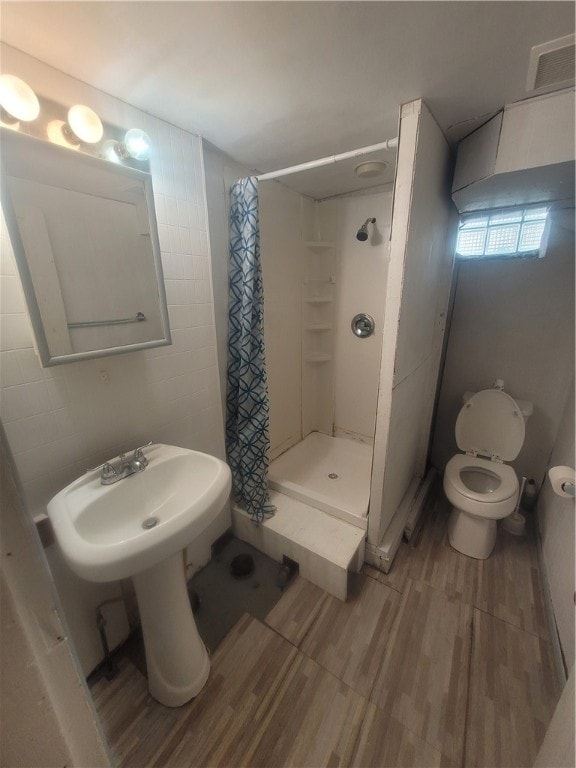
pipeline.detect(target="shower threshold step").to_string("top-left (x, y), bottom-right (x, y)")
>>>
top-left (232, 490), bottom-right (365, 601)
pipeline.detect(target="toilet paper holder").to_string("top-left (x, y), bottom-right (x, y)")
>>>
top-left (548, 466), bottom-right (576, 498)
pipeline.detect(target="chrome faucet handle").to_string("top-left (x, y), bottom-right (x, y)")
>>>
top-left (115, 452), bottom-right (129, 470)
top-left (100, 462), bottom-right (118, 481)
top-left (134, 440), bottom-right (153, 453)
top-left (132, 441), bottom-right (152, 465)
top-left (87, 459), bottom-right (117, 474)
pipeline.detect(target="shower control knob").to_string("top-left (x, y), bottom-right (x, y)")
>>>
top-left (351, 313), bottom-right (375, 338)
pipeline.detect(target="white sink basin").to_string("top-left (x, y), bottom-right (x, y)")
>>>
top-left (47, 443), bottom-right (231, 707)
top-left (48, 443), bottom-right (231, 582)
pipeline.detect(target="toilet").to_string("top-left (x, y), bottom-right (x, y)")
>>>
top-left (443, 386), bottom-right (532, 559)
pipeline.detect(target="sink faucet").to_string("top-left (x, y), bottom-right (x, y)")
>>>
top-left (96, 442), bottom-right (152, 485)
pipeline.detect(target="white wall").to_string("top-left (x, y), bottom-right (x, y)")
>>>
top-left (260, 185), bottom-right (313, 458)
top-left (319, 189), bottom-right (392, 441)
top-left (369, 101), bottom-right (455, 547)
top-left (1, 438), bottom-right (111, 768)
top-left (0, 45), bottom-right (226, 674)
top-left (431, 214), bottom-right (575, 487)
top-left (535, 666), bottom-right (575, 768)
top-left (202, 143), bottom-right (251, 417)
top-left (538, 378), bottom-right (575, 671)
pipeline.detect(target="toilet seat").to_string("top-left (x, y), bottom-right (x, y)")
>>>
top-left (455, 389), bottom-right (525, 461)
top-left (445, 454), bottom-right (518, 504)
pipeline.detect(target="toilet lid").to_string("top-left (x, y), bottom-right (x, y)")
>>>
top-left (455, 389), bottom-right (525, 461)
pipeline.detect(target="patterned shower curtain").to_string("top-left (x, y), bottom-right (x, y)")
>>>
top-left (226, 176), bottom-right (276, 524)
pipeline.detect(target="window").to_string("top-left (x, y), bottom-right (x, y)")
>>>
top-left (456, 205), bottom-right (549, 260)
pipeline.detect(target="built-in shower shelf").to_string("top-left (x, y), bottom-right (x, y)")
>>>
top-left (304, 241), bottom-right (335, 249)
top-left (305, 355), bottom-right (332, 363)
top-left (306, 324), bottom-right (332, 331)
top-left (304, 297), bottom-right (333, 304)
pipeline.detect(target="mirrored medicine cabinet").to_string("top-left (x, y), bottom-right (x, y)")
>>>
top-left (1, 127), bottom-right (171, 366)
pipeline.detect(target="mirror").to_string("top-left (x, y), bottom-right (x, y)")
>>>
top-left (1, 128), bottom-right (171, 366)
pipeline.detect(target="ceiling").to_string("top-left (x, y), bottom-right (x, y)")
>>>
top-left (1, 2), bottom-right (573, 199)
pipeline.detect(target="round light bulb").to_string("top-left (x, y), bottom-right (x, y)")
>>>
top-left (46, 119), bottom-right (78, 149)
top-left (101, 139), bottom-right (122, 162)
top-left (123, 128), bottom-right (152, 161)
top-left (0, 74), bottom-right (40, 122)
top-left (67, 104), bottom-right (103, 144)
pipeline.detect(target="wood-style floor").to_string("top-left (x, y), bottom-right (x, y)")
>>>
top-left (91, 495), bottom-right (561, 768)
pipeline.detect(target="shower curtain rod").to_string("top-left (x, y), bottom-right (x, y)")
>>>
top-left (255, 137), bottom-right (398, 182)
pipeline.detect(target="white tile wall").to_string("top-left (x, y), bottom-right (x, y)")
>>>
top-left (0, 47), bottom-right (227, 675)
top-left (259, 185), bottom-right (311, 458)
top-left (202, 145), bottom-right (254, 419)
top-left (0, 124), bottom-right (224, 522)
top-left (319, 190), bottom-right (393, 441)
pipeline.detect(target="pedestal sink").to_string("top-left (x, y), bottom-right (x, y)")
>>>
top-left (47, 443), bottom-right (231, 707)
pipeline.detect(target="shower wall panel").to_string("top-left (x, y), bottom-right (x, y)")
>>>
top-left (369, 100), bottom-right (455, 548)
top-left (259, 186), bottom-right (314, 459)
top-left (301, 241), bottom-right (336, 438)
top-left (319, 190), bottom-right (392, 442)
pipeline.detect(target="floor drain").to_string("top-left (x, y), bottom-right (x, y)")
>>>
top-left (328, 473), bottom-right (339, 479)
top-left (230, 554), bottom-right (255, 579)
top-left (142, 517), bottom-right (159, 529)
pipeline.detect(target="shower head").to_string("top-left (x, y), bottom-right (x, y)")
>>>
top-left (356, 218), bottom-right (376, 242)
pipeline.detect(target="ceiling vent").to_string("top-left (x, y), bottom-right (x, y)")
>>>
top-left (526, 34), bottom-right (575, 93)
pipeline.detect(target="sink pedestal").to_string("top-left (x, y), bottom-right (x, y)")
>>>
top-left (132, 551), bottom-right (210, 707)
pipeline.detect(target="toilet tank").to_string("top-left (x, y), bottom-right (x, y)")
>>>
top-left (463, 390), bottom-right (533, 419)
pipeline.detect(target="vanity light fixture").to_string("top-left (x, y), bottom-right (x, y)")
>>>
top-left (100, 128), bottom-right (152, 163)
top-left (123, 128), bottom-right (152, 161)
top-left (65, 104), bottom-right (104, 144)
top-left (46, 119), bottom-right (79, 149)
top-left (0, 74), bottom-right (40, 123)
top-left (100, 139), bottom-right (122, 162)
top-left (46, 104), bottom-right (103, 148)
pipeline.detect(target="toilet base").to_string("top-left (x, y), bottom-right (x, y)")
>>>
top-left (448, 507), bottom-right (497, 559)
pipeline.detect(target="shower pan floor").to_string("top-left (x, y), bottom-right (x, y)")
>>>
top-left (268, 432), bottom-right (372, 529)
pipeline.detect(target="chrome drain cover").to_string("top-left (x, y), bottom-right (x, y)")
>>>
top-left (328, 473), bottom-right (339, 479)
top-left (142, 516), bottom-right (159, 529)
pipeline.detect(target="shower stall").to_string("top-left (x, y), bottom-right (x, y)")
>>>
top-left (204, 99), bottom-right (455, 596)
top-left (263, 187), bottom-right (393, 534)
